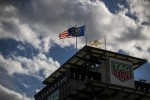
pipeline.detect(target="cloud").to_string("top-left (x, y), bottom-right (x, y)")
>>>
top-left (0, 84), bottom-right (32, 100)
top-left (0, 0), bottom-right (150, 99)
top-left (0, 0), bottom-right (150, 59)
top-left (17, 44), bottom-right (25, 51)
top-left (0, 53), bottom-right (60, 79)
top-left (0, 51), bottom-right (60, 98)
top-left (22, 83), bottom-right (29, 88)
top-left (127, 0), bottom-right (150, 23)
top-left (0, 71), bottom-right (44, 98)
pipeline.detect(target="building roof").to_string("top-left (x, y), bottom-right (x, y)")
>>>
top-left (43, 45), bottom-right (146, 85)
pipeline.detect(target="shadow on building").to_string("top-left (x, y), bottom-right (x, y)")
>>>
top-left (34, 45), bottom-right (150, 100)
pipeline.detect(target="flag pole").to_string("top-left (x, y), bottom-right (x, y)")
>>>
top-left (85, 22), bottom-right (87, 46)
top-left (76, 33), bottom-right (77, 53)
top-left (105, 35), bottom-right (106, 50)
top-left (75, 25), bottom-right (77, 53)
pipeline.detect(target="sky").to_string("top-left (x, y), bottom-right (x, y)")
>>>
top-left (0, 0), bottom-right (150, 99)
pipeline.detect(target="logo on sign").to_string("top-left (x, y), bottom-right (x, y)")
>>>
top-left (111, 61), bottom-right (132, 82)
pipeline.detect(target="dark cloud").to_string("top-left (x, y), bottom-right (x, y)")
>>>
top-left (141, 22), bottom-right (150, 26)
top-left (0, 0), bottom-right (110, 50)
top-left (1, 21), bottom-right (20, 34)
top-left (147, 48), bottom-right (150, 53)
top-left (116, 26), bottom-right (147, 42)
top-left (0, 0), bottom-right (94, 48)
top-left (0, 0), bottom-right (87, 30)
top-left (0, 0), bottom-right (149, 56)
top-left (135, 45), bottom-right (143, 51)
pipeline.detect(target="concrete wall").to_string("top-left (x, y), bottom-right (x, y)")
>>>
top-left (98, 58), bottom-right (110, 83)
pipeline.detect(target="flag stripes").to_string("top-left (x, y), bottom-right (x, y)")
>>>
top-left (59, 30), bottom-right (68, 39)
top-left (59, 30), bottom-right (75, 39)
top-left (59, 25), bottom-right (85, 39)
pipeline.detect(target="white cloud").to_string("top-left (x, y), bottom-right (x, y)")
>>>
top-left (0, 53), bottom-right (60, 79)
top-left (0, 54), bottom-right (24, 75)
top-left (17, 44), bottom-right (25, 51)
top-left (22, 83), bottom-right (29, 88)
top-left (0, 84), bottom-right (32, 100)
top-left (40, 37), bottom-right (52, 53)
top-left (127, 0), bottom-right (150, 23)
top-left (0, 0), bottom-right (150, 60)
top-left (35, 88), bottom-right (41, 94)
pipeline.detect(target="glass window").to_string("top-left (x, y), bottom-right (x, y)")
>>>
top-left (47, 89), bottom-right (59, 100)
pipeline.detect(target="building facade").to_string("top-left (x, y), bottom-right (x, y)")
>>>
top-left (34, 46), bottom-right (150, 100)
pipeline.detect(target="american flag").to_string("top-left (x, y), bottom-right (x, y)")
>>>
top-left (59, 30), bottom-right (75, 39)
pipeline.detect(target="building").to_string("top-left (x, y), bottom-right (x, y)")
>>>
top-left (34, 45), bottom-right (150, 100)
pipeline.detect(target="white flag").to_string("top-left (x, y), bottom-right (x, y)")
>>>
top-left (89, 39), bottom-right (105, 49)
